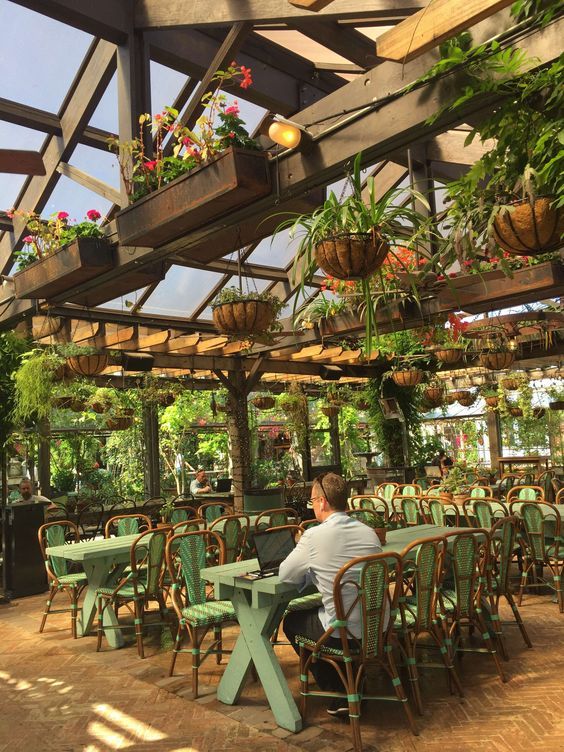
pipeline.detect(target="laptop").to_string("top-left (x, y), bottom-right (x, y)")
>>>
top-left (246, 528), bottom-right (296, 578)
top-left (214, 478), bottom-right (232, 492)
top-left (424, 465), bottom-right (442, 479)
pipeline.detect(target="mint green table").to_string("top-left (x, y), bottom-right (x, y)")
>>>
top-left (46, 534), bottom-right (141, 647)
top-left (201, 524), bottom-right (457, 732)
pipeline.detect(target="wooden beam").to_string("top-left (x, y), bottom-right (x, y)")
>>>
top-left (376, 0), bottom-right (514, 63)
top-left (0, 40), bottom-right (116, 274)
top-left (70, 321), bottom-right (101, 342)
top-left (56, 162), bottom-right (121, 204)
top-left (0, 150), bottom-right (45, 176)
top-left (289, 0), bottom-right (336, 9)
top-left (290, 19), bottom-right (376, 69)
top-left (135, 1), bottom-right (427, 28)
top-left (195, 336), bottom-right (229, 353)
top-left (426, 130), bottom-right (494, 165)
top-left (10, 0), bottom-right (131, 43)
top-left (137, 329), bottom-right (171, 349)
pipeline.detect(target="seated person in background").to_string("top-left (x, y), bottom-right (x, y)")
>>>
top-left (278, 472), bottom-right (382, 717)
top-left (189, 468), bottom-right (212, 495)
top-left (15, 478), bottom-right (51, 504)
top-left (434, 450), bottom-right (453, 477)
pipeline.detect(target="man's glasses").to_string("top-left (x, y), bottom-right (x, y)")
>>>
top-left (308, 473), bottom-right (330, 507)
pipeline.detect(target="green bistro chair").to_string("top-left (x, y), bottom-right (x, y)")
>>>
top-left (498, 474), bottom-right (519, 499)
top-left (440, 529), bottom-right (506, 683)
top-left (510, 501), bottom-right (564, 612)
top-left (463, 498), bottom-right (508, 529)
top-left (300, 519), bottom-right (321, 531)
top-left (95, 527), bottom-right (171, 658)
top-left (375, 482), bottom-right (398, 502)
top-left (166, 530), bottom-right (237, 698)
top-left (394, 495), bottom-right (424, 527)
top-left (38, 520), bottom-right (87, 639)
top-left (395, 537), bottom-right (464, 714)
top-left (172, 517), bottom-right (207, 535)
top-left (169, 505), bottom-right (198, 525)
top-left (209, 513), bottom-right (249, 563)
top-left (197, 501), bottom-right (234, 525)
top-left (470, 486), bottom-right (492, 499)
top-left (396, 484), bottom-right (422, 497)
top-left (346, 507), bottom-right (389, 526)
top-left (487, 516), bottom-right (532, 659)
top-left (427, 498), bottom-right (460, 527)
top-left (537, 470), bottom-right (555, 504)
top-left (297, 552), bottom-right (418, 750)
top-left (254, 507), bottom-right (296, 533)
top-left (506, 485), bottom-right (545, 504)
top-left (104, 513), bottom-right (152, 538)
top-left (349, 495), bottom-right (388, 516)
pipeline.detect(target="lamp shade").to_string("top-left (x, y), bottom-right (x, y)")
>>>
top-left (268, 120), bottom-right (302, 149)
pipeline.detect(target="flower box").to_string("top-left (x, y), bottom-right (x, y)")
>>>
top-left (115, 147), bottom-right (271, 248)
top-left (13, 238), bottom-right (113, 300)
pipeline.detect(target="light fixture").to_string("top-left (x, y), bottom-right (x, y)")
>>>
top-left (268, 116), bottom-right (310, 150)
top-left (319, 364), bottom-right (343, 381)
top-left (507, 338), bottom-right (519, 352)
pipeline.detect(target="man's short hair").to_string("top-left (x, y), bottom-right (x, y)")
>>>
top-left (313, 472), bottom-right (348, 511)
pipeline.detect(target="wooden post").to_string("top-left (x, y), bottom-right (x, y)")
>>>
top-left (142, 403), bottom-right (161, 498)
top-left (328, 411), bottom-right (343, 475)
top-left (37, 419), bottom-right (51, 498)
top-left (486, 410), bottom-right (502, 472)
top-left (224, 368), bottom-right (251, 512)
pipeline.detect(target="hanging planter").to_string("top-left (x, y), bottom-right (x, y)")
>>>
top-left (533, 407), bottom-right (546, 419)
top-left (252, 396), bottom-right (275, 410)
top-left (492, 197), bottom-right (564, 256)
top-left (313, 231), bottom-right (389, 280)
top-left (321, 405), bottom-right (340, 418)
top-left (500, 376), bottom-right (521, 391)
top-left (423, 386), bottom-right (445, 407)
top-left (115, 148), bottom-right (271, 248)
top-left (457, 391), bottom-right (476, 407)
top-left (66, 353), bottom-right (109, 377)
top-left (446, 394), bottom-right (457, 405)
top-left (391, 369), bottom-right (423, 388)
top-left (70, 399), bottom-right (86, 413)
top-left (52, 396), bottom-right (74, 410)
top-left (435, 348), bottom-right (463, 365)
top-left (479, 350), bottom-right (516, 371)
top-left (509, 406), bottom-right (523, 417)
top-left (549, 401), bottom-right (564, 411)
top-left (356, 400), bottom-right (370, 411)
top-left (106, 416), bottom-right (134, 430)
top-left (484, 396), bottom-right (499, 408)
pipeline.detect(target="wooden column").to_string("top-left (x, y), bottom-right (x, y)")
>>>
top-left (486, 410), bottom-right (502, 472)
top-left (142, 403), bottom-right (161, 499)
top-left (224, 369), bottom-right (251, 512)
top-left (329, 412), bottom-right (343, 475)
top-left (37, 419), bottom-right (51, 498)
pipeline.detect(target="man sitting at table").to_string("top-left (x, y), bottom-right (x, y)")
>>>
top-left (190, 468), bottom-right (212, 495)
top-left (15, 478), bottom-right (51, 505)
top-left (278, 471), bottom-right (381, 717)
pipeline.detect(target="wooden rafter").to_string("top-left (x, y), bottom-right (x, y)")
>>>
top-left (289, 0), bottom-right (336, 10)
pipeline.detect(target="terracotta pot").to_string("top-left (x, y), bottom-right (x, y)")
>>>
top-left (375, 528), bottom-right (387, 545)
top-left (321, 405), bottom-right (340, 418)
top-left (67, 354), bottom-right (109, 377)
top-left (509, 407), bottom-right (523, 417)
top-left (252, 396), bottom-right (275, 410)
top-left (452, 493), bottom-right (467, 505)
top-left (479, 351), bottom-right (516, 371)
top-left (314, 231), bottom-right (389, 280)
top-left (391, 369), bottom-right (423, 387)
top-left (484, 396), bottom-right (499, 408)
top-left (106, 416), bottom-right (134, 430)
top-left (434, 348), bottom-right (463, 365)
top-left (457, 391), bottom-right (476, 407)
top-left (213, 298), bottom-right (275, 336)
top-left (492, 197), bottom-right (564, 255)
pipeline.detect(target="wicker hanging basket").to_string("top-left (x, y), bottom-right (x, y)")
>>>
top-left (356, 400), bottom-right (370, 411)
top-left (321, 405), bottom-right (340, 418)
top-left (212, 298), bottom-right (275, 336)
top-left (533, 407), bottom-right (546, 419)
top-left (509, 406), bottom-right (523, 417)
top-left (252, 396), bottom-right (275, 410)
top-left (91, 401), bottom-right (110, 414)
top-left (52, 396), bottom-right (74, 409)
top-left (434, 348), bottom-right (463, 365)
top-left (424, 386), bottom-right (445, 407)
top-left (500, 376), bottom-right (520, 391)
top-left (313, 231), bottom-right (389, 280)
top-left (492, 197), bottom-right (564, 255)
top-left (457, 391), bottom-right (476, 407)
top-left (391, 369), bottom-right (423, 387)
top-left (479, 351), bottom-right (516, 371)
top-left (106, 416), bottom-right (134, 430)
top-left (70, 399), bottom-right (86, 413)
top-left (484, 396), bottom-right (499, 408)
top-left (66, 354), bottom-right (109, 377)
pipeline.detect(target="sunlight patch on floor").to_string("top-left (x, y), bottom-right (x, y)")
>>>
top-left (93, 703), bottom-right (167, 742)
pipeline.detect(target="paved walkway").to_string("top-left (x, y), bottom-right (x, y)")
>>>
top-left (1, 587), bottom-right (563, 752)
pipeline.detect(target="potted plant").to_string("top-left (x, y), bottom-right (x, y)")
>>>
top-left (480, 385), bottom-right (499, 408)
top-left (11, 209), bottom-right (113, 300)
top-left (13, 349), bottom-right (65, 424)
top-left (421, 378), bottom-right (446, 408)
top-left (58, 343), bottom-right (109, 378)
top-left (88, 387), bottom-right (116, 414)
top-left (212, 286), bottom-right (283, 342)
top-left (277, 384), bottom-right (308, 453)
top-left (251, 393), bottom-right (276, 410)
top-left (160, 498), bottom-right (177, 524)
top-left (456, 390), bottom-right (476, 407)
top-left (110, 64), bottom-right (271, 248)
top-left (419, 313), bottom-right (468, 365)
top-left (479, 344), bottom-right (516, 372)
top-left (383, 360), bottom-right (425, 388)
top-left (441, 466), bottom-right (470, 505)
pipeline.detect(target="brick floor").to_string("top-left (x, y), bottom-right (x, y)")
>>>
top-left (1, 587), bottom-right (563, 752)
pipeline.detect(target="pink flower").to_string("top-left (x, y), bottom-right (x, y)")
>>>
top-left (57, 211), bottom-right (69, 220)
top-left (228, 131), bottom-right (236, 139)
top-left (225, 104), bottom-right (240, 116)
top-left (463, 259), bottom-right (473, 267)
top-left (489, 256), bottom-right (499, 264)
top-left (449, 272), bottom-right (457, 278)
top-left (23, 235), bottom-right (34, 243)
top-left (145, 160), bottom-right (158, 171)
top-left (437, 274), bottom-right (446, 281)
top-left (86, 209), bottom-right (101, 221)
top-left (239, 65), bottom-right (253, 89)
top-left (182, 136), bottom-right (193, 146)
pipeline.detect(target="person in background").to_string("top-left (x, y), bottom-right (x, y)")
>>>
top-left (15, 478), bottom-right (51, 504)
top-left (437, 449), bottom-right (454, 477)
top-left (189, 468), bottom-right (212, 495)
top-left (278, 472), bottom-right (382, 717)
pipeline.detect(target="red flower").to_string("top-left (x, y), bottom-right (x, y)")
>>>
top-left (239, 65), bottom-right (253, 89)
top-left (23, 235), bottom-right (34, 243)
top-left (228, 131), bottom-right (236, 139)
top-left (463, 259), bottom-right (473, 267)
top-left (225, 104), bottom-right (240, 116)
top-left (437, 274), bottom-right (445, 281)
top-left (449, 272), bottom-right (457, 278)
top-left (489, 256), bottom-right (500, 264)
top-left (320, 284), bottom-right (327, 291)
top-left (57, 211), bottom-right (69, 220)
top-left (145, 160), bottom-right (158, 171)
top-left (86, 209), bottom-right (101, 221)
top-left (182, 136), bottom-right (193, 146)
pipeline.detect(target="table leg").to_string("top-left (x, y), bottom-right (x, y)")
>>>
top-left (78, 557), bottom-right (126, 648)
top-left (217, 588), bottom-right (302, 732)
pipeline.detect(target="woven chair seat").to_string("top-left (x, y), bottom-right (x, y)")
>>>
top-left (96, 583), bottom-right (143, 599)
top-left (284, 592), bottom-right (323, 614)
top-left (55, 573), bottom-right (88, 586)
top-left (295, 633), bottom-right (360, 657)
top-left (181, 600), bottom-right (236, 627)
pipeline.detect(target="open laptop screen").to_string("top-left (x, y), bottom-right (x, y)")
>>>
top-left (254, 528), bottom-right (296, 575)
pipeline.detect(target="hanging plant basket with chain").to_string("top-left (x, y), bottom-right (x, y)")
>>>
top-left (313, 231), bottom-right (389, 280)
top-left (391, 369), bottom-right (424, 388)
top-left (212, 287), bottom-right (283, 341)
top-left (423, 385), bottom-right (445, 407)
top-left (492, 197), bottom-right (564, 256)
top-left (252, 396), bottom-right (275, 410)
top-left (484, 396), bottom-right (499, 408)
top-left (106, 416), bottom-right (134, 430)
top-left (479, 350), bottom-right (516, 371)
top-left (434, 348), bottom-right (464, 365)
top-left (66, 353), bottom-right (109, 377)
top-left (457, 390), bottom-right (476, 407)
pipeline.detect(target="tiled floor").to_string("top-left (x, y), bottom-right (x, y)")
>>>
top-left (1, 587), bottom-right (563, 752)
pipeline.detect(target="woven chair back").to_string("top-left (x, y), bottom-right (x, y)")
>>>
top-left (399, 495), bottom-right (422, 526)
top-left (506, 485), bottom-right (545, 503)
top-left (131, 527), bottom-right (169, 596)
top-left (167, 530), bottom-right (224, 609)
top-left (490, 516), bottom-right (517, 595)
top-left (512, 501), bottom-right (561, 562)
top-left (376, 482), bottom-right (398, 502)
top-left (170, 505), bottom-right (197, 525)
top-left (428, 498), bottom-right (459, 527)
top-left (442, 529), bottom-right (490, 619)
top-left (470, 486), bottom-right (491, 499)
top-left (105, 513), bottom-right (151, 538)
top-left (401, 537), bottom-right (446, 631)
top-left (396, 484), bottom-right (421, 497)
top-left (172, 517), bottom-right (206, 535)
top-left (209, 514), bottom-right (249, 563)
top-left (40, 520), bottom-right (80, 580)
top-left (76, 501), bottom-right (105, 540)
top-left (197, 502), bottom-right (233, 525)
top-left (349, 496), bottom-right (388, 517)
top-left (254, 507), bottom-right (296, 532)
top-left (469, 499), bottom-right (508, 529)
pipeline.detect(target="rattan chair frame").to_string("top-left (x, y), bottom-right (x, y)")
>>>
top-left (104, 513), bottom-right (152, 538)
top-left (196, 501), bottom-right (234, 525)
top-left (209, 513), bottom-right (250, 563)
top-left (469, 485), bottom-right (493, 499)
top-left (506, 485), bottom-right (545, 504)
top-left (462, 498), bottom-right (509, 528)
top-left (76, 500), bottom-right (106, 540)
top-left (168, 505), bottom-right (198, 525)
top-left (556, 487), bottom-right (564, 505)
top-left (171, 517), bottom-right (207, 534)
top-left (348, 495), bottom-right (389, 517)
top-left (375, 482), bottom-right (399, 502)
top-left (427, 498), bottom-right (460, 527)
top-left (38, 520), bottom-right (87, 639)
top-left (298, 551), bottom-right (418, 750)
top-left (95, 526), bottom-right (172, 658)
top-left (165, 529), bottom-right (236, 698)
top-left (395, 484), bottom-right (422, 497)
top-left (392, 495), bottom-right (424, 527)
top-left (254, 507), bottom-right (297, 532)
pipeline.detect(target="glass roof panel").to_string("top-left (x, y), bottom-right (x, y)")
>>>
top-left (41, 173), bottom-right (113, 224)
top-left (89, 73), bottom-right (117, 132)
top-left (141, 265), bottom-right (225, 318)
top-left (246, 231), bottom-right (301, 267)
top-left (0, 4), bottom-right (92, 112)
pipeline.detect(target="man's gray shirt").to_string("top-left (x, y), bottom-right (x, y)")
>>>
top-left (278, 512), bottom-right (382, 638)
